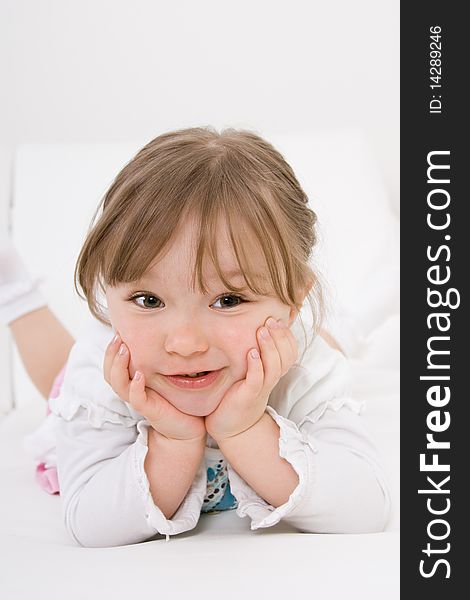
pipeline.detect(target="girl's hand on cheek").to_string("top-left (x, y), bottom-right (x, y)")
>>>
top-left (104, 334), bottom-right (207, 442)
top-left (205, 317), bottom-right (298, 442)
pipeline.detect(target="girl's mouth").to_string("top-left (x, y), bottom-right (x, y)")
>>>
top-left (164, 369), bottom-right (223, 390)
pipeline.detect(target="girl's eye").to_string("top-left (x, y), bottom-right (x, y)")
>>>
top-left (127, 292), bottom-right (247, 310)
top-left (212, 294), bottom-right (247, 309)
top-left (129, 294), bottom-right (163, 309)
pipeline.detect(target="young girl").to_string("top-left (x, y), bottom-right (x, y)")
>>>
top-left (1, 127), bottom-right (391, 547)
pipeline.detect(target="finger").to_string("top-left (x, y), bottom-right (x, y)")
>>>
top-left (103, 333), bottom-right (121, 384)
top-left (257, 325), bottom-right (282, 387)
top-left (243, 347), bottom-right (264, 397)
top-left (109, 343), bottom-right (131, 402)
top-left (266, 318), bottom-right (298, 373)
top-left (128, 370), bottom-right (148, 413)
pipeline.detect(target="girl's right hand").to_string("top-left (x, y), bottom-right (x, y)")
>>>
top-left (103, 334), bottom-right (207, 443)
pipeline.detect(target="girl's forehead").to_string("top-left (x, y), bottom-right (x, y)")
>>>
top-left (149, 216), bottom-right (266, 276)
top-left (141, 258), bottom-right (266, 288)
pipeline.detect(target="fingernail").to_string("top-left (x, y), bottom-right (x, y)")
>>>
top-left (134, 371), bottom-right (142, 381)
top-left (260, 327), bottom-right (270, 339)
top-left (118, 343), bottom-right (127, 356)
top-left (112, 334), bottom-right (120, 344)
top-left (266, 317), bottom-right (279, 329)
top-left (250, 349), bottom-right (260, 359)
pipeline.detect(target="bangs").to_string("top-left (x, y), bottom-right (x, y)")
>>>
top-left (99, 154), bottom-right (300, 308)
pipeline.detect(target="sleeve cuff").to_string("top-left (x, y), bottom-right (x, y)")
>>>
top-left (132, 420), bottom-right (207, 541)
top-left (227, 405), bottom-right (317, 531)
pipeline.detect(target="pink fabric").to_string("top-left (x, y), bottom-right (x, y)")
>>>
top-left (35, 462), bottom-right (60, 495)
top-left (36, 363), bottom-right (67, 495)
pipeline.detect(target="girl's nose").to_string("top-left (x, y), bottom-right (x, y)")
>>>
top-left (164, 325), bottom-right (210, 356)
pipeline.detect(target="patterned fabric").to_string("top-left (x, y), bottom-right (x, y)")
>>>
top-left (201, 454), bottom-right (238, 514)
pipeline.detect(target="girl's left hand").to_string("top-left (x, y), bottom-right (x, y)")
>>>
top-left (205, 317), bottom-right (298, 443)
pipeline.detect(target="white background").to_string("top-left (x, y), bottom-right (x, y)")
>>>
top-left (0, 0), bottom-right (399, 210)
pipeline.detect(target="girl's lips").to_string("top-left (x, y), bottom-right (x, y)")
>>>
top-left (163, 369), bottom-right (223, 390)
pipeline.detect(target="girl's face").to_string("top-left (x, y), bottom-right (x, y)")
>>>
top-left (105, 217), bottom-right (299, 417)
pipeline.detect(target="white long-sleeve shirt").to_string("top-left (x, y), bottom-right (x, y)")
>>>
top-left (24, 307), bottom-right (391, 548)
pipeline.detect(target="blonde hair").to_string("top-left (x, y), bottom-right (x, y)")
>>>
top-left (75, 126), bottom-right (326, 357)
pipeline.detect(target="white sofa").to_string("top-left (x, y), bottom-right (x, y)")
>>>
top-left (0, 130), bottom-right (399, 599)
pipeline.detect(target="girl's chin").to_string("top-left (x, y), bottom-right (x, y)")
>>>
top-left (164, 394), bottom-right (223, 417)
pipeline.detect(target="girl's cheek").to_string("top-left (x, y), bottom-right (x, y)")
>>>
top-left (118, 329), bottom-right (149, 364)
top-left (223, 324), bottom-right (259, 370)
top-left (223, 323), bottom-right (255, 348)
top-left (123, 342), bottom-right (150, 381)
